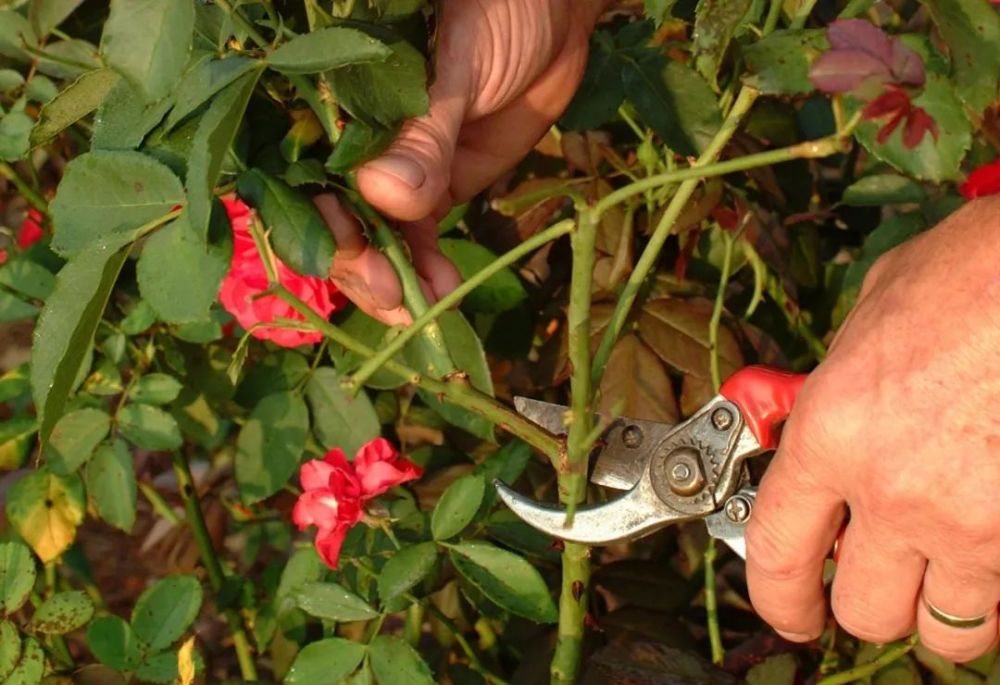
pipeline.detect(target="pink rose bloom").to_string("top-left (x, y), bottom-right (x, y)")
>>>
top-left (292, 438), bottom-right (423, 569)
top-left (218, 196), bottom-right (347, 348)
top-left (960, 159), bottom-right (1000, 200)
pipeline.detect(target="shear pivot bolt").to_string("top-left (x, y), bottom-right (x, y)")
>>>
top-left (711, 408), bottom-right (733, 431)
top-left (725, 495), bottom-right (752, 523)
top-left (661, 448), bottom-right (705, 496)
top-left (622, 425), bottom-right (643, 448)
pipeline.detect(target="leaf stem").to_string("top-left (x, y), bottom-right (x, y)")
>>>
top-left (816, 635), bottom-right (918, 685)
top-left (348, 219), bottom-right (575, 389)
top-left (272, 286), bottom-right (563, 463)
top-left (215, 0), bottom-right (271, 48)
top-left (170, 452), bottom-right (259, 682)
top-left (419, 596), bottom-right (510, 685)
top-left (0, 162), bottom-right (48, 216)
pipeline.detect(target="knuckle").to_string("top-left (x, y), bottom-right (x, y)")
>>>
top-left (831, 592), bottom-right (912, 645)
top-left (745, 523), bottom-right (813, 582)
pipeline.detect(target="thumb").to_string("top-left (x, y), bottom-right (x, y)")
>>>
top-left (356, 75), bottom-right (467, 222)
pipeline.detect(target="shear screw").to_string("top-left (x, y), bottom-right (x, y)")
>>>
top-left (662, 448), bottom-right (705, 496)
top-left (670, 463), bottom-right (691, 481)
top-left (711, 407), bottom-right (734, 431)
top-left (622, 425), bottom-right (643, 448)
top-left (725, 494), bottom-right (752, 523)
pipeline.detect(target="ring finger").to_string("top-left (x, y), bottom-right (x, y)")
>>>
top-left (918, 562), bottom-right (1000, 662)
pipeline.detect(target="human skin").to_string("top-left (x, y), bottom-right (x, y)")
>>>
top-left (315, 0), bottom-right (606, 325)
top-left (319, 0), bottom-right (1000, 662)
top-left (746, 195), bottom-right (1000, 662)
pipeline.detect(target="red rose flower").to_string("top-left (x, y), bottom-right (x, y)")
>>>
top-left (0, 249), bottom-right (8, 266)
top-left (292, 438), bottom-right (422, 569)
top-left (17, 208), bottom-right (45, 249)
top-left (218, 196), bottom-right (347, 348)
top-left (959, 159), bottom-right (1000, 200)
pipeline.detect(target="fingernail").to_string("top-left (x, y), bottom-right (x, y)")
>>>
top-left (365, 154), bottom-right (425, 190)
top-left (777, 629), bottom-right (816, 643)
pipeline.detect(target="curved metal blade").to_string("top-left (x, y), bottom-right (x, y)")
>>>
top-left (494, 480), bottom-right (689, 545)
top-left (703, 486), bottom-right (756, 560)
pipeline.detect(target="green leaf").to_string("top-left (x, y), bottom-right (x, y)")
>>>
top-left (128, 374), bottom-right (183, 405)
top-left (120, 300), bottom-right (157, 335)
top-left (746, 653), bottom-right (797, 685)
top-left (560, 31), bottom-right (626, 131)
top-left (30, 68), bottom-right (119, 147)
top-left (474, 440), bottom-right (533, 510)
top-left (134, 650), bottom-right (189, 684)
top-left (438, 238), bottom-right (527, 314)
top-left (693, 0), bottom-right (752, 90)
top-left (623, 56), bottom-right (721, 157)
top-left (268, 27), bottom-right (391, 74)
top-left (921, 0), bottom-right (1000, 114)
top-left (328, 309), bottom-right (406, 390)
top-left (0, 417), bottom-right (35, 470)
top-left (85, 439), bottom-right (137, 532)
top-left (0, 11), bottom-right (37, 62)
top-left (0, 69), bottom-right (25, 93)
top-left (369, 635), bottom-right (435, 685)
top-left (741, 29), bottom-right (828, 94)
top-left (3, 637), bottom-right (43, 685)
top-left (432, 474), bottom-right (485, 541)
top-left (378, 542), bottom-right (437, 603)
top-left (0, 620), bottom-right (19, 680)
top-left (28, 590), bottom-right (93, 634)
top-left (49, 150), bottom-right (184, 257)
top-left (304, 367), bottom-right (380, 457)
top-left (325, 119), bottom-right (397, 174)
top-left (5, 468), bottom-right (85, 563)
top-left (186, 68), bottom-right (261, 237)
top-left (847, 73), bottom-right (971, 183)
top-left (117, 403), bottom-right (183, 451)
top-left (328, 34), bottom-right (429, 127)
top-left (284, 638), bottom-right (368, 685)
top-left (0, 110), bottom-right (32, 161)
top-left (44, 407), bottom-right (110, 475)
top-left (86, 616), bottom-right (143, 671)
top-left (842, 174), bottom-right (927, 206)
top-left (0, 292), bottom-right (38, 323)
top-left (236, 168), bottom-right (335, 277)
top-left (166, 56), bottom-right (261, 131)
top-left (136, 214), bottom-right (229, 324)
top-left (294, 581), bottom-right (379, 622)
top-left (31, 236), bottom-right (131, 444)
top-left (29, 0), bottom-right (83, 36)
top-left (236, 391), bottom-right (309, 503)
top-left (91, 77), bottom-right (173, 151)
top-left (0, 258), bottom-right (55, 300)
top-left (130, 575), bottom-right (202, 651)
top-left (448, 541), bottom-right (557, 623)
top-left (101, 0), bottom-right (194, 102)
top-left (408, 311), bottom-right (494, 441)
top-left (0, 541), bottom-right (36, 615)
top-left (34, 38), bottom-right (99, 79)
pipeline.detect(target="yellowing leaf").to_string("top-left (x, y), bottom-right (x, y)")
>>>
top-left (5, 469), bottom-right (85, 562)
top-left (178, 636), bottom-right (196, 685)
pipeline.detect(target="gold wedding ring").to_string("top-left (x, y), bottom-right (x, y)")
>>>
top-left (922, 596), bottom-right (990, 629)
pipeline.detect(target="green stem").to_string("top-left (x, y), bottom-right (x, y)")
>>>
top-left (592, 127), bottom-right (847, 218)
top-left (704, 226), bottom-right (741, 666)
top-left (273, 286), bottom-right (563, 463)
top-left (549, 206), bottom-right (599, 685)
top-left (550, 542), bottom-right (591, 685)
top-left (171, 452), bottom-right (259, 681)
top-left (348, 219), bottom-right (575, 389)
top-left (138, 482), bottom-right (181, 525)
top-left (762, 0), bottom-right (785, 34)
top-left (344, 182), bottom-right (456, 378)
top-left (789, 0), bottom-right (820, 29)
top-left (0, 162), bottom-right (48, 216)
top-left (590, 87), bottom-right (760, 385)
top-left (215, 0), bottom-right (271, 47)
top-left (816, 635), bottom-right (918, 685)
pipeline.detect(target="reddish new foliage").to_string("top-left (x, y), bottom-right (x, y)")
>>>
top-left (959, 159), bottom-right (1000, 200)
top-left (293, 438), bottom-right (422, 569)
top-left (218, 196), bottom-right (347, 348)
top-left (861, 86), bottom-right (938, 148)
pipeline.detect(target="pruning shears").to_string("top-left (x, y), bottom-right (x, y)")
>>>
top-left (495, 366), bottom-right (808, 559)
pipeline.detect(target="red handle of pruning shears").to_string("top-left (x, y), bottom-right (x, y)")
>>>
top-left (720, 365), bottom-right (808, 450)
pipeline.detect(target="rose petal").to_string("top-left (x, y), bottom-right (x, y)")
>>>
top-left (300, 459), bottom-right (337, 491)
top-left (960, 160), bottom-right (1000, 200)
top-left (313, 522), bottom-right (353, 569)
top-left (357, 460), bottom-right (423, 498)
top-left (292, 490), bottom-right (340, 530)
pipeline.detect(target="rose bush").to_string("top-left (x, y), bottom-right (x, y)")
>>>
top-left (0, 1), bottom-right (998, 684)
